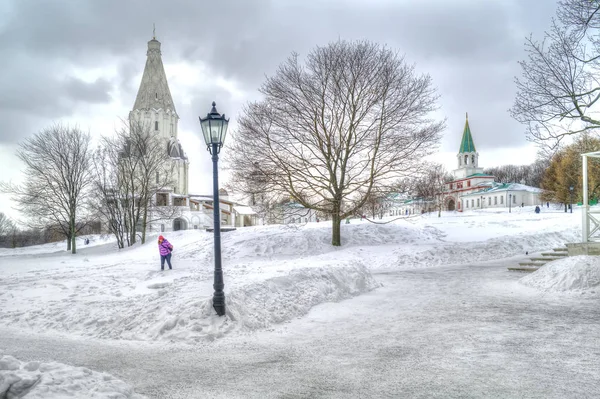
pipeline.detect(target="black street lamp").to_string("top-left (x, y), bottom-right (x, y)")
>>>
top-left (199, 102), bottom-right (229, 316)
top-left (569, 185), bottom-right (574, 214)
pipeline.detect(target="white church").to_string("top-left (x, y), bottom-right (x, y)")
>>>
top-left (129, 34), bottom-right (256, 231)
top-left (442, 114), bottom-right (543, 211)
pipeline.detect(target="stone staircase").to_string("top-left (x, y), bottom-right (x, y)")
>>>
top-left (507, 247), bottom-right (568, 272)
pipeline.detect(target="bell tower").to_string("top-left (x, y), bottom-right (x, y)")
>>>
top-left (129, 31), bottom-right (189, 195)
top-left (453, 113), bottom-right (483, 179)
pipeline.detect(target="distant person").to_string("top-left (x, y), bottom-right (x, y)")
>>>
top-left (547, 202), bottom-right (549, 208)
top-left (158, 235), bottom-right (173, 271)
top-left (535, 206), bottom-right (540, 214)
top-left (84, 238), bottom-right (89, 245)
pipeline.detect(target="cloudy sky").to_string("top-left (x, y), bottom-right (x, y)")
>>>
top-left (0, 0), bottom-right (557, 220)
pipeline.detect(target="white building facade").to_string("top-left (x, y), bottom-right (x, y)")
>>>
top-left (130, 35), bottom-right (254, 231)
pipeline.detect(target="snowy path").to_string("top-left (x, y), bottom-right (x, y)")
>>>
top-left (2, 257), bottom-right (599, 398)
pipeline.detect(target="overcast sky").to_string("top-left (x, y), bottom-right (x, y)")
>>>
top-left (0, 0), bottom-right (558, 220)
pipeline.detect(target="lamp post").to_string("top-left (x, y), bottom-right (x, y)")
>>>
top-left (199, 102), bottom-right (229, 316)
top-left (569, 185), bottom-right (574, 214)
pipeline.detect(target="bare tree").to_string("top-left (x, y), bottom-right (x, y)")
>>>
top-left (0, 124), bottom-right (92, 253)
top-left (414, 164), bottom-right (453, 217)
top-left (510, 0), bottom-right (600, 150)
top-left (227, 40), bottom-right (444, 246)
top-left (91, 121), bottom-right (180, 248)
top-left (0, 213), bottom-right (14, 237)
top-left (225, 161), bottom-right (286, 225)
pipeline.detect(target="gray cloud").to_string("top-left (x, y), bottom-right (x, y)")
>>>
top-left (0, 0), bottom-right (560, 158)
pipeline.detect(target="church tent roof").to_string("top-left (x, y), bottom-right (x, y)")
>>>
top-left (132, 37), bottom-right (178, 117)
top-left (459, 113), bottom-right (476, 153)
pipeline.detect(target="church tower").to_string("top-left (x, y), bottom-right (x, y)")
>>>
top-left (129, 32), bottom-right (189, 195)
top-left (453, 113), bottom-right (483, 179)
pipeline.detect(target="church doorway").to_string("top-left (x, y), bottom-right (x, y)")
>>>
top-left (447, 199), bottom-right (455, 211)
top-left (173, 218), bottom-right (188, 231)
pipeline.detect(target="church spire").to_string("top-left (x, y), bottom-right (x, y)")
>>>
top-left (132, 35), bottom-right (177, 116)
top-left (458, 112), bottom-right (476, 153)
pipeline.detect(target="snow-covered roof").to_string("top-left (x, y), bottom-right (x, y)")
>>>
top-left (189, 195), bottom-right (213, 201)
top-left (460, 182), bottom-right (542, 197)
top-left (233, 206), bottom-right (257, 215)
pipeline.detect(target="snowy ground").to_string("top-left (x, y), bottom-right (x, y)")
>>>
top-left (1, 205), bottom-right (599, 398)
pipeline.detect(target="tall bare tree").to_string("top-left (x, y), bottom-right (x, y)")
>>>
top-left (511, 0), bottom-right (600, 150)
top-left (91, 121), bottom-right (180, 248)
top-left (0, 124), bottom-right (92, 253)
top-left (227, 40), bottom-right (444, 246)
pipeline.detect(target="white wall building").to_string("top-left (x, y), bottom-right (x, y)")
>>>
top-left (129, 35), bottom-right (255, 231)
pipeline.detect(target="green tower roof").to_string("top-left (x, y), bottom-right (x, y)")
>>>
top-left (459, 113), bottom-right (476, 153)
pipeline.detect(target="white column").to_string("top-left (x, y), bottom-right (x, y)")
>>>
top-left (583, 154), bottom-right (589, 242)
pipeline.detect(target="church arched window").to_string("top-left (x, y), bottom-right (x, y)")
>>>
top-left (472, 155), bottom-right (475, 164)
top-left (155, 121), bottom-right (159, 131)
top-left (464, 155), bottom-right (469, 165)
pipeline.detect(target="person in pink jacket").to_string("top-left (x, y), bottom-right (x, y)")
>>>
top-left (158, 235), bottom-right (173, 270)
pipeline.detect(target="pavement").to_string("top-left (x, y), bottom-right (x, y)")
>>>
top-left (1, 257), bottom-right (599, 398)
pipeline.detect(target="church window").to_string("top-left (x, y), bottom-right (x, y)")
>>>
top-left (513, 195), bottom-right (516, 204)
top-left (464, 155), bottom-right (469, 165)
top-left (155, 93), bottom-right (158, 100)
top-left (155, 121), bottom-right (159, 131)
top-left (494, 197), bottom-right (497, 205)
top-left (488, 197), bottom-right (491, 205)
top-left (472, 155), bottom-right (475, 164)
top-left (477, 199), bottom-right (480, 207)
top-left (501, 196), bottom-right (504, 204)
top-left (467, 180), bottom-right (471, 187)
top-left (471, 199), bottom-right (474, 207)
top-left (450, 183), bottom-right (453, 189)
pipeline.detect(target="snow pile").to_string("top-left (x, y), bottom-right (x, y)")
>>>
top-left (227, 261), bottom-right (379, 329)
top-left (519, 255), bottom-right (600, 294)
top-left (1, 262), bottom-right (377, 343)
top-left (394, 230), bottom-right (580, 269)
top-left (0, 355), bottom-right (147, 398)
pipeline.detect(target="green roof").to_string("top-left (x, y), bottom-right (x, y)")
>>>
top-left (459, 113), bottom-right (476, 153)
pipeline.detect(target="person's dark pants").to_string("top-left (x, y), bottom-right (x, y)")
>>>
top-left (160, 254), bottom-right (172, 270)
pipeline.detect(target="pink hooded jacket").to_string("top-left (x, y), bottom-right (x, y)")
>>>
top-left (158, 238), bottom-right (172, 256)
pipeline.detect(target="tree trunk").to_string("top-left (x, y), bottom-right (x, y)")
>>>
top-left (67, 233), bottom-right (72, 251)
top-left (331, 213), bottom-right (342, 246)
top-left (70, 216), bottom-right (76, 254)
top-left (141, 205), bottom-right (148, 244)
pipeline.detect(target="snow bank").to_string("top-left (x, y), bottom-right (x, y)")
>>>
top-left (227, 261), bottom-right (380, 329)
top-left (2, 262), bottom-right (378, 343)
top-left (519, 255), bottom-right (600, 295)
top-left (0, 354), bottom-right (146, 398)
top-left (394, 230), bottom-right (580, 269)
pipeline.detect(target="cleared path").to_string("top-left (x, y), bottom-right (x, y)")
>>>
top-left (2, 258), bottom-right (599, 398)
